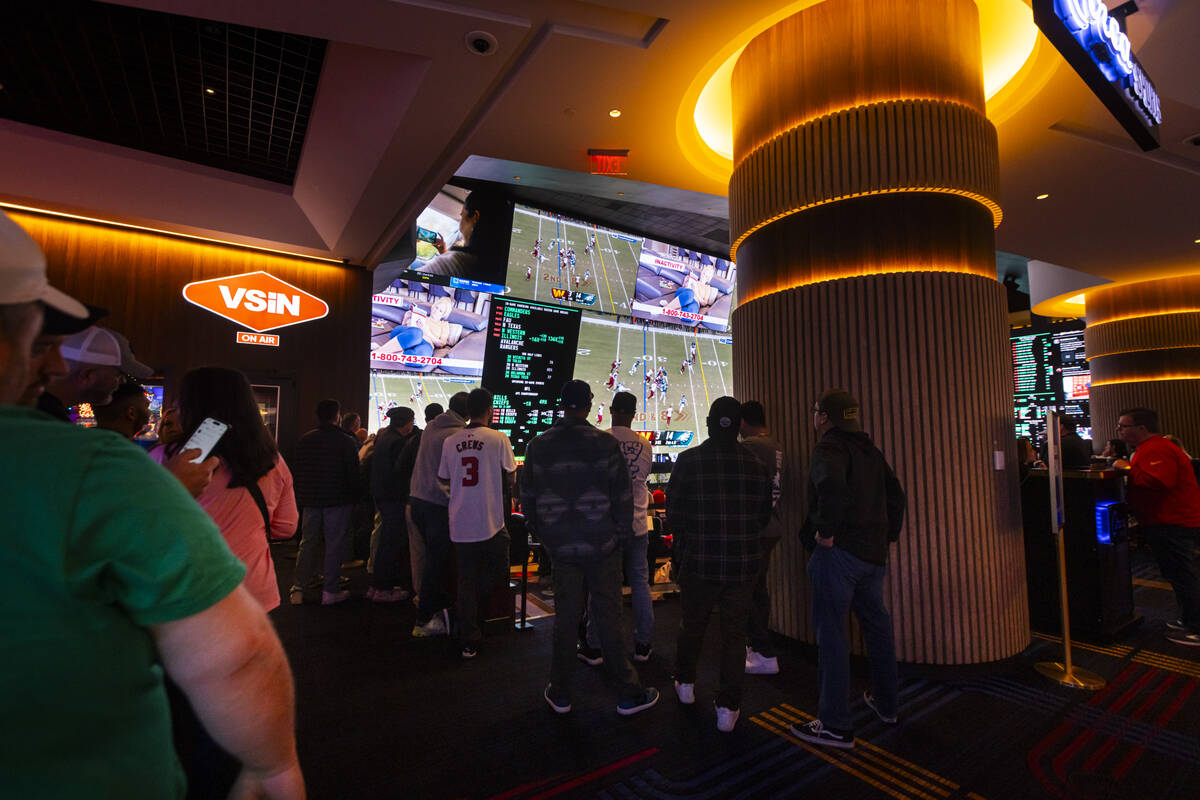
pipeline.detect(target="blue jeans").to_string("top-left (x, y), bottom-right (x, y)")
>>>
top-left (1142, 525), bottom-right (1200, 632)
top-left (587, 534), bottom-right (653, 648)
top-left (292, 505), bottom-right (353, 593)
top-left (807, 545), bottom-right (898, 733)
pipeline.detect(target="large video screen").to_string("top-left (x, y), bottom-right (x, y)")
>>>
top-left (507, 204), bottom-right (644, 315)
top-left (1011, 318), bottom-right (1090, 449)
top-left (630, 238), bottom-right (735, 332)
top-left (370, 185), bottom-right (517, 376)
top-left (367, 371), bottom-right (479, 433)
top-left (572, 316), bottom-right (733, 454)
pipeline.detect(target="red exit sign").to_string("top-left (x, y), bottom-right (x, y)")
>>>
top-left (588, 149), bottom-right (628, 175)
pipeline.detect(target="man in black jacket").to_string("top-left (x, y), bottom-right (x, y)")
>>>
top-left (289, 398), bottom-right (363, 605)
top-left (368, 406), bottom-right (418, 602)
top-left (791, 389), bottom-right (905, 750)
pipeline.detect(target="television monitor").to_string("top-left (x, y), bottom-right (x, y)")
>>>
top-left (368, 370), bottom-right (479, 433)
top-left (630, 238), bottom-right (736, 332)
top-left (507, 204), bottom-right (644, 315)
top-left (571, 315), bottom-right (733, 458)
top-left (1011, 318), bottom-right (1090, 449)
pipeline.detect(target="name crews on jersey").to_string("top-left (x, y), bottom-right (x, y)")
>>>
top-left (437, 388), bottom-right (517, 659)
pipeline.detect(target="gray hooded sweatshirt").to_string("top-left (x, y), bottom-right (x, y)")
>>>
top-left (408, 410), bottom-right (466, 506)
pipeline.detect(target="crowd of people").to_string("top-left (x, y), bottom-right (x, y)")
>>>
top-left (4, 203), bottom-right (1200, 799)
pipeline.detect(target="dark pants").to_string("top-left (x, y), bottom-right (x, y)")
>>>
top-left (748, 536), bottom-right (781, 656)
top-left (674, 572), bottom-right (755, 710)
top-left (371, 500), bottom-right (412, 592)
top-left (412, 497), bottom-right (453, 624)
top-left (1143, 525), bottom-right (1200, 632)
top-left (455, 530), bottom-right (511, 644)
top-left (808, 545), bottom-right (898, 733)
top-left (550, 549), bottom-right (643, 702)
top-left (292, 505), bottom-right (352, 593)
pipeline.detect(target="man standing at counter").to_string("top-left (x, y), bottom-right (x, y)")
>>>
top-left (1114, 407), bottom-right (1200, 646)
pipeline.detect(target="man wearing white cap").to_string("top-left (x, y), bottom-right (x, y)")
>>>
top-left (36, 324), bottom-right (154, 421)
top-left (0, 211), bottom-right (305, 799)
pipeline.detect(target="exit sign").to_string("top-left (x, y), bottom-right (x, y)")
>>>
top-left (588, 148), bottom-right (628, 175)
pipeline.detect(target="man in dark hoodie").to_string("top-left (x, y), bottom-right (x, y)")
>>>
top-left (790, 390), bottom-right (905, 750)
top-left (521, 380), bottom-right (659, 717)
top-left (368, 405), bottom-right (418, 602)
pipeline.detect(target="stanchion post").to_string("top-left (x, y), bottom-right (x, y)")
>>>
top-left (1035, 410), bottom-right (1106, 690)
top-left (515, 536), bottom-right (534, 631)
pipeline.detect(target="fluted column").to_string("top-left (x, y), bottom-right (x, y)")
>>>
top-left (1086, 276), bottom-right (1200, 450)
top-left (730, 0), bottom-right (1027, 663)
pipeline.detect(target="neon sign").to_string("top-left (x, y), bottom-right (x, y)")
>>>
top-left (1034, 1), bottom-right (1161, 151)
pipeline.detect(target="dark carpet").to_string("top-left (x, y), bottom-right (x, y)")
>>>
top-left (269, 549), bottom-right (1200, 800)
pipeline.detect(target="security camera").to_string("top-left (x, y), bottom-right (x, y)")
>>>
top-left (465, 31), bottom-right (498, 56)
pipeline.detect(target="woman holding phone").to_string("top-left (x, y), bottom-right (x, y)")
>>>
top-left (153, 366), bottom-right (298, 611)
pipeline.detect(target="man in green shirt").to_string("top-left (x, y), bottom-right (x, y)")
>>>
top-left (0, 211), bottom-right (305, 799)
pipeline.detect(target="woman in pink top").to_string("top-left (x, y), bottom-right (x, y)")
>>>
top-left (154, 367), bottom-right (298, 611)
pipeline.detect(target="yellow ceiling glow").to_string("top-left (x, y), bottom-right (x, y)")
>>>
top-left (687, 0), bottom-right (1040, 166)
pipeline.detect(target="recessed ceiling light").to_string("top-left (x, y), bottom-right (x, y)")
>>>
top-left (1035, 193), bottom-right (1049, 200)
top-left (617, 192), bottom-right (625, 196)
top-left (205, 88), bottom-right (215, 95)
top-left (609, 109), bottom-right (621, 118)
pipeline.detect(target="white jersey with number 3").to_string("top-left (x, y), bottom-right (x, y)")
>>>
top-left (437, 425), bottom-right (517, 543)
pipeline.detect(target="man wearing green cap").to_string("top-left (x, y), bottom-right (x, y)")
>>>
top-left (791, 389), bottom-right (906, 750)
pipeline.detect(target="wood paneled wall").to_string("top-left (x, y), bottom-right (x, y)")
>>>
top-left (1085, 275), bottom-right (1200, 452)
top-left (733, 274), bottom-right (1029, 664)
top-left (13, 211), bottom-right (370, 459)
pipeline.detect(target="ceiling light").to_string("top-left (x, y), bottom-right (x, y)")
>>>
top-left (617, 192), bottom-right (625, 196)
top-left (1065, 293), bottom-right (1086, 305)
top-left (205, 88), bottom-right (215, 95)
top-left (609, 109), bottom-right (622, 118)
top-left (513, 176), bottom-right (520, 180)
top-left (1195, 238), bottom-right (1200, 244)
top-left (1036, 193), bottom-right (1049, 200)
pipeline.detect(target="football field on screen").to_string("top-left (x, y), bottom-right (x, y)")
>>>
top-left (507, 205), bottom-right (644, 316)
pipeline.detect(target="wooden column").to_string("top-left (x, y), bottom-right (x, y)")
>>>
top-left (1087, 276), bottom-right (1200, 450)
top-left (730, 0), bottom-right (1028, 663)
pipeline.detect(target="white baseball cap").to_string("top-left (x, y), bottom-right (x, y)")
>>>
top-left (0, 210), bottom-right (88, 319)
top-left (60, 326), bottom-right (154, 379)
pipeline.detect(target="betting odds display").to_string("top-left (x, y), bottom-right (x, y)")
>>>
top-left (483, 297), bottom-right (582, 456)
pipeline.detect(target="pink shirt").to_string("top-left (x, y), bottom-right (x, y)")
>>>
top-left (152, 449), bottom-right (298, 611)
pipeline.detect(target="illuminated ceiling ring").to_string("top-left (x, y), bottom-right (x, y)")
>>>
top-left (1085, 312), bottom-right (1200, 359)
top-left (728, 99), bottom-right (1001, 258)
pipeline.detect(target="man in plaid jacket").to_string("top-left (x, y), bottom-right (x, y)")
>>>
top-left (667, 396), bottom-right (773, 732)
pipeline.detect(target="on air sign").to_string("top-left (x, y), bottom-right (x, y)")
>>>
top-left (182, 271), bottom-right (329, 333)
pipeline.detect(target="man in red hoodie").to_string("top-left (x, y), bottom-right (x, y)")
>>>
top-left (1114, 407), bottom-right (1200, 646)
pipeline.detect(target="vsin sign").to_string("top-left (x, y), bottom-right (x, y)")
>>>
top-left (182, 271), bottom-right (330, 333)
top-left (1033, 0), bottom-right (1161, 151)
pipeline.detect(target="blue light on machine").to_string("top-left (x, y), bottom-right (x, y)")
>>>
top-left (1054, 0), bottom-right (1161, 124)
top-left (1094, 499), bottom-right (1119, 544)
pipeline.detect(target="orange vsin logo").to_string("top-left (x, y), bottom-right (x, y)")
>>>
top-left (182, 271), bottom-right (329, 333)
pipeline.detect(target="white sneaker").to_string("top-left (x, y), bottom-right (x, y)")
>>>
top-left (745, 649), bottom-right (780, 675)
top-left (674, 680), bottom-right (695, 705)
top-left (716, 704), bottom-right (740, 733)
top-left (412, 610), bottom-right (448, 638)
top-left (288, 588), bottom-right (304, 606)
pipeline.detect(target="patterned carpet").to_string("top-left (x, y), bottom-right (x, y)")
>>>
top-left (269, 548), bottom-right (1199, 800)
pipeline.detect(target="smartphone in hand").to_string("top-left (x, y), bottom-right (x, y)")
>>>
top-left (182, 417), bottom-right (229, 463)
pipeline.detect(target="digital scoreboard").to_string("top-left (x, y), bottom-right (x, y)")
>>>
top-left (1011, 319), bottom-right (1090, 447)
top-left (483, 296), bottom-right (582, 455)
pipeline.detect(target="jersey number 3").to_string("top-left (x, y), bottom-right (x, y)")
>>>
top-left (461, 456), bottom-right (479, 487)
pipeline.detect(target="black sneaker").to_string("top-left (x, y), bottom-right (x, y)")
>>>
top-left (1166, 630), bottom-right (1200, 647)
top-left (577, 645), bottom-right (604, 666)
top-left (544, 684), bottom-right (571, 714)
top-left (461, 644), bottom-right (478, 659)
top-left (1167, 618), bottom-right (1187, 631)
top-left (633, 642), bottom-right (653, 662)
top-left (616, 687), bottom-right (660, 716)
top-left (863, 691), bottom-right (898, 724)
top-left (790, 719), bottom-right (854, 749)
